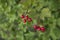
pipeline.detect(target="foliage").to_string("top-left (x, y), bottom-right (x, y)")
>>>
top-left (0, 0), bottom-right (60, 40)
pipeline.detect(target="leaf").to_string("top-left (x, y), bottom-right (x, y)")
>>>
top-left (56, 18), bottom-right (60, 26)
top-left (40, 8), bottom-right (51, 19)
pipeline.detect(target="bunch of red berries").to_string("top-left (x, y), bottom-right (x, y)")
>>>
top-left (21, 14), bottom-right (45, 32)
top-left (33, 25), bottom-right (45, 32)
top-left (21, 15), bottom-right (32, 23)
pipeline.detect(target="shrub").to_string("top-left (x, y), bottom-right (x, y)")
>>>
top-left (0, 0), bottom-right (60, 40)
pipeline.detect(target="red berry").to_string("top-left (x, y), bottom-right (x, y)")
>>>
top-left (21, 15), bottom-right (25, 19)
top-left (37, 28), bottom-right (41, 31)
top-left (25, 15), bottom-right (29, 20)
top-left (41, 27), bottom-right (45, 32)
top-left (28, 18), bottom-right (32, 22)
top-left (33, 25), bottom-right (38, 30)
top-left (36, 26), bottom-right (41, 31)
top-left (23, 19), bottom-right (26, 23)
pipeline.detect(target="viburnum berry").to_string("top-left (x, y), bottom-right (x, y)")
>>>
top-left (23, 19), bottom-right (26, 23)
top-left (21, 15), bottom-right (25, 19)
top-left (33, 25), bottom-right (41, 31)
top-left (25, 15), bottom-right (29, 20)
top-left (36, 26), bottom-right (41, 31)
top-left (37, 28), bottom-right (41, 31)
top-left (33, 25), bottom-right (38, 30)
top-left (28, 18), bottom-right (32, 22)
top-left (40, 27), bottom-right (45, 32)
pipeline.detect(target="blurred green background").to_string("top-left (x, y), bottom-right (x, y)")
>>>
top-left (0, 0), bottom-right (60, 40)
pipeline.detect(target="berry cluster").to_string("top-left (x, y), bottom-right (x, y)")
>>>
top-left (33, 25), bottom-right (45, 32)
top-left (21, 14), bottom-right (45, 32)
top-left (21, 15), bottom-right (32, 23)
